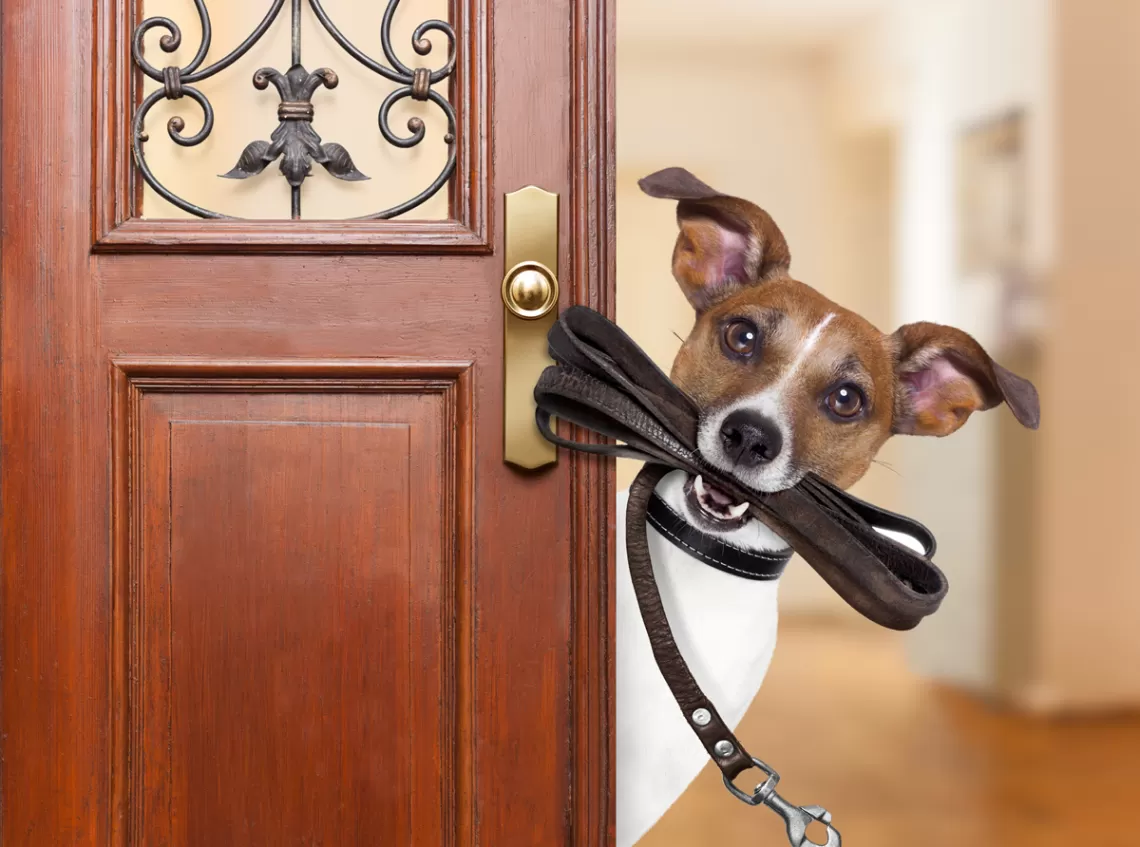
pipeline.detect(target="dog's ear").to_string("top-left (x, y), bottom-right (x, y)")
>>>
top-left (892, 322), bottom-right (1040, 436)
top-left (639, 167), bottom-right (791, 312)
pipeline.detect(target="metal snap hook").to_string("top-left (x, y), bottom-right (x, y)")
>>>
top-left (722, 756), bottom-right (841, 847)
top-left (765, 793), bottom-right (841, 847)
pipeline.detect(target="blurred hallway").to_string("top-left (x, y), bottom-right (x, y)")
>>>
top-left (639, 616), bottom-right (1140, 847)
top-left (619, 3), bottom-right (1140, 843)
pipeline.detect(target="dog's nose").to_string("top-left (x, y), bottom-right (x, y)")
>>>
top-left (719, 410), bottom-right (783, 467)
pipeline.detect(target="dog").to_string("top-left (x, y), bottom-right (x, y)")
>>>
top-left (616, 167), bottom-right (1040, 847)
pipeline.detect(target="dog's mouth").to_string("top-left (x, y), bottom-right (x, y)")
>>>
top-left (683, 474), bottom-right (752, 531)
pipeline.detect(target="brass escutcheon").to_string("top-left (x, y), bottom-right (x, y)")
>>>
top-left (502, 186), bottom-right (559, 469)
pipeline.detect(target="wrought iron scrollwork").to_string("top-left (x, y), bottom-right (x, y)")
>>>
top-left (131, 0), bottom-right (457, 220)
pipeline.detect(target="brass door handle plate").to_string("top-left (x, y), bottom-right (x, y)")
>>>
top-left (503, 187), bottom-right (559, 469)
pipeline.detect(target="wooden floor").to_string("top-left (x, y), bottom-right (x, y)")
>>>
top-left (638, 616), bottom-right (1140, 847)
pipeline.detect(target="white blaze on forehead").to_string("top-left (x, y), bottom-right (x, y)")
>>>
top-left (696, 311), bottom-right (839, 492)
top-left (774, 312), bottom-right (836, 394)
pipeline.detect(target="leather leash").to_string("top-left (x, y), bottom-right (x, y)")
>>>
top-left (534, 306), bottom-right (949, 846)
top-left (629, 463), bottom-right (839, 846)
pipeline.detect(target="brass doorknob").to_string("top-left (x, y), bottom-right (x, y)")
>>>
top-left (502, 261), bottom-right (559, 320)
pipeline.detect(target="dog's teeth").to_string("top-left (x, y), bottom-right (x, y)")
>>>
top-left (726, 501), bottom-right (750, 519)
top-left (694, 475), bottom-right (708, 498)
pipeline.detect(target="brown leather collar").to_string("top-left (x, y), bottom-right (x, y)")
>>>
top-left (646, 491), bottom-right (792, 581)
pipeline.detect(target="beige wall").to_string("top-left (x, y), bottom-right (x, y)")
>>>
top-left (825, 0), bottom-right (1055, 696)
top-left (809, 0), bottom-right (1140, 710)
top-left (617, 44), bottom-right (899, 614)
top-left (140, 1), bottom-right (449, 220)
top-left (1035, 0), bottom-right (1140, 709)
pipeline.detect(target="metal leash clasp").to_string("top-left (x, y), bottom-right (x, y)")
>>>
top-left (723, 756), bottom-right (841, 847)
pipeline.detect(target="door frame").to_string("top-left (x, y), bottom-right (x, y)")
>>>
top-left (567, 3), bottom-right (616, 845)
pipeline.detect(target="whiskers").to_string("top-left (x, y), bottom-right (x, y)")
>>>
top-left (872, 458), bottom-right (901, 477)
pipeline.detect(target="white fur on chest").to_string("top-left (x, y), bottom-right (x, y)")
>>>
top-left (616, 471), bottom-right (788, 847)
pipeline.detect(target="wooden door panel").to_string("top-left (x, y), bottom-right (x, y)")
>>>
top-left (98, 255), bottom-right (497, 357)
top-left (116, 369), bottom-right (469, 845)
top-left (1, 0), bottom-right (614, 844)
top-left (166, 420), bottom-right (421, 844)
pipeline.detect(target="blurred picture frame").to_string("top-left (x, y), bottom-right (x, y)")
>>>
top-left (957, 110), bottom-right (1025, 277)
top-left (957, 110), bottom-right (1042, 344)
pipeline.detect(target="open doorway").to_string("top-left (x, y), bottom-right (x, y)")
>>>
top-left (615, 1), bottom-right (1140, 844)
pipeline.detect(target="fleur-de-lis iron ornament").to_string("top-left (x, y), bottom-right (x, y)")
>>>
top-left (130, 0), bottom-right (457, 220)
top-left (221, 65), bottom-right (369, 188)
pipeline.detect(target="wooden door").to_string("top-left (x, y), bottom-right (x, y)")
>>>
top-left (0, 1), bottom-right (614, 844)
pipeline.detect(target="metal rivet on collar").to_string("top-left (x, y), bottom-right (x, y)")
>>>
top-left (714, 740), bottom-right (735, 758)
top-left (691, 708), bottom-right (712, 727)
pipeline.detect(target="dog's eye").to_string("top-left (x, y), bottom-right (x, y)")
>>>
top-left (825, 384), bottom-right (865, 419)
top-left (721, 320), bottom-right (760, 359)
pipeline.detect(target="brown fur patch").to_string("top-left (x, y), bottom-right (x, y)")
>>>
top-left (672, 278), bottom-right (898, 489)
top-left (908, 379), bottom-right (986, 436)
top-left (891, 322), bottom-right (1029, 437)
top-left (671, 217), bottom-right (755, 311)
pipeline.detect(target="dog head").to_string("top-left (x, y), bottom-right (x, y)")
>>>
top-left (640, 167), bottom-right (1040, 530)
